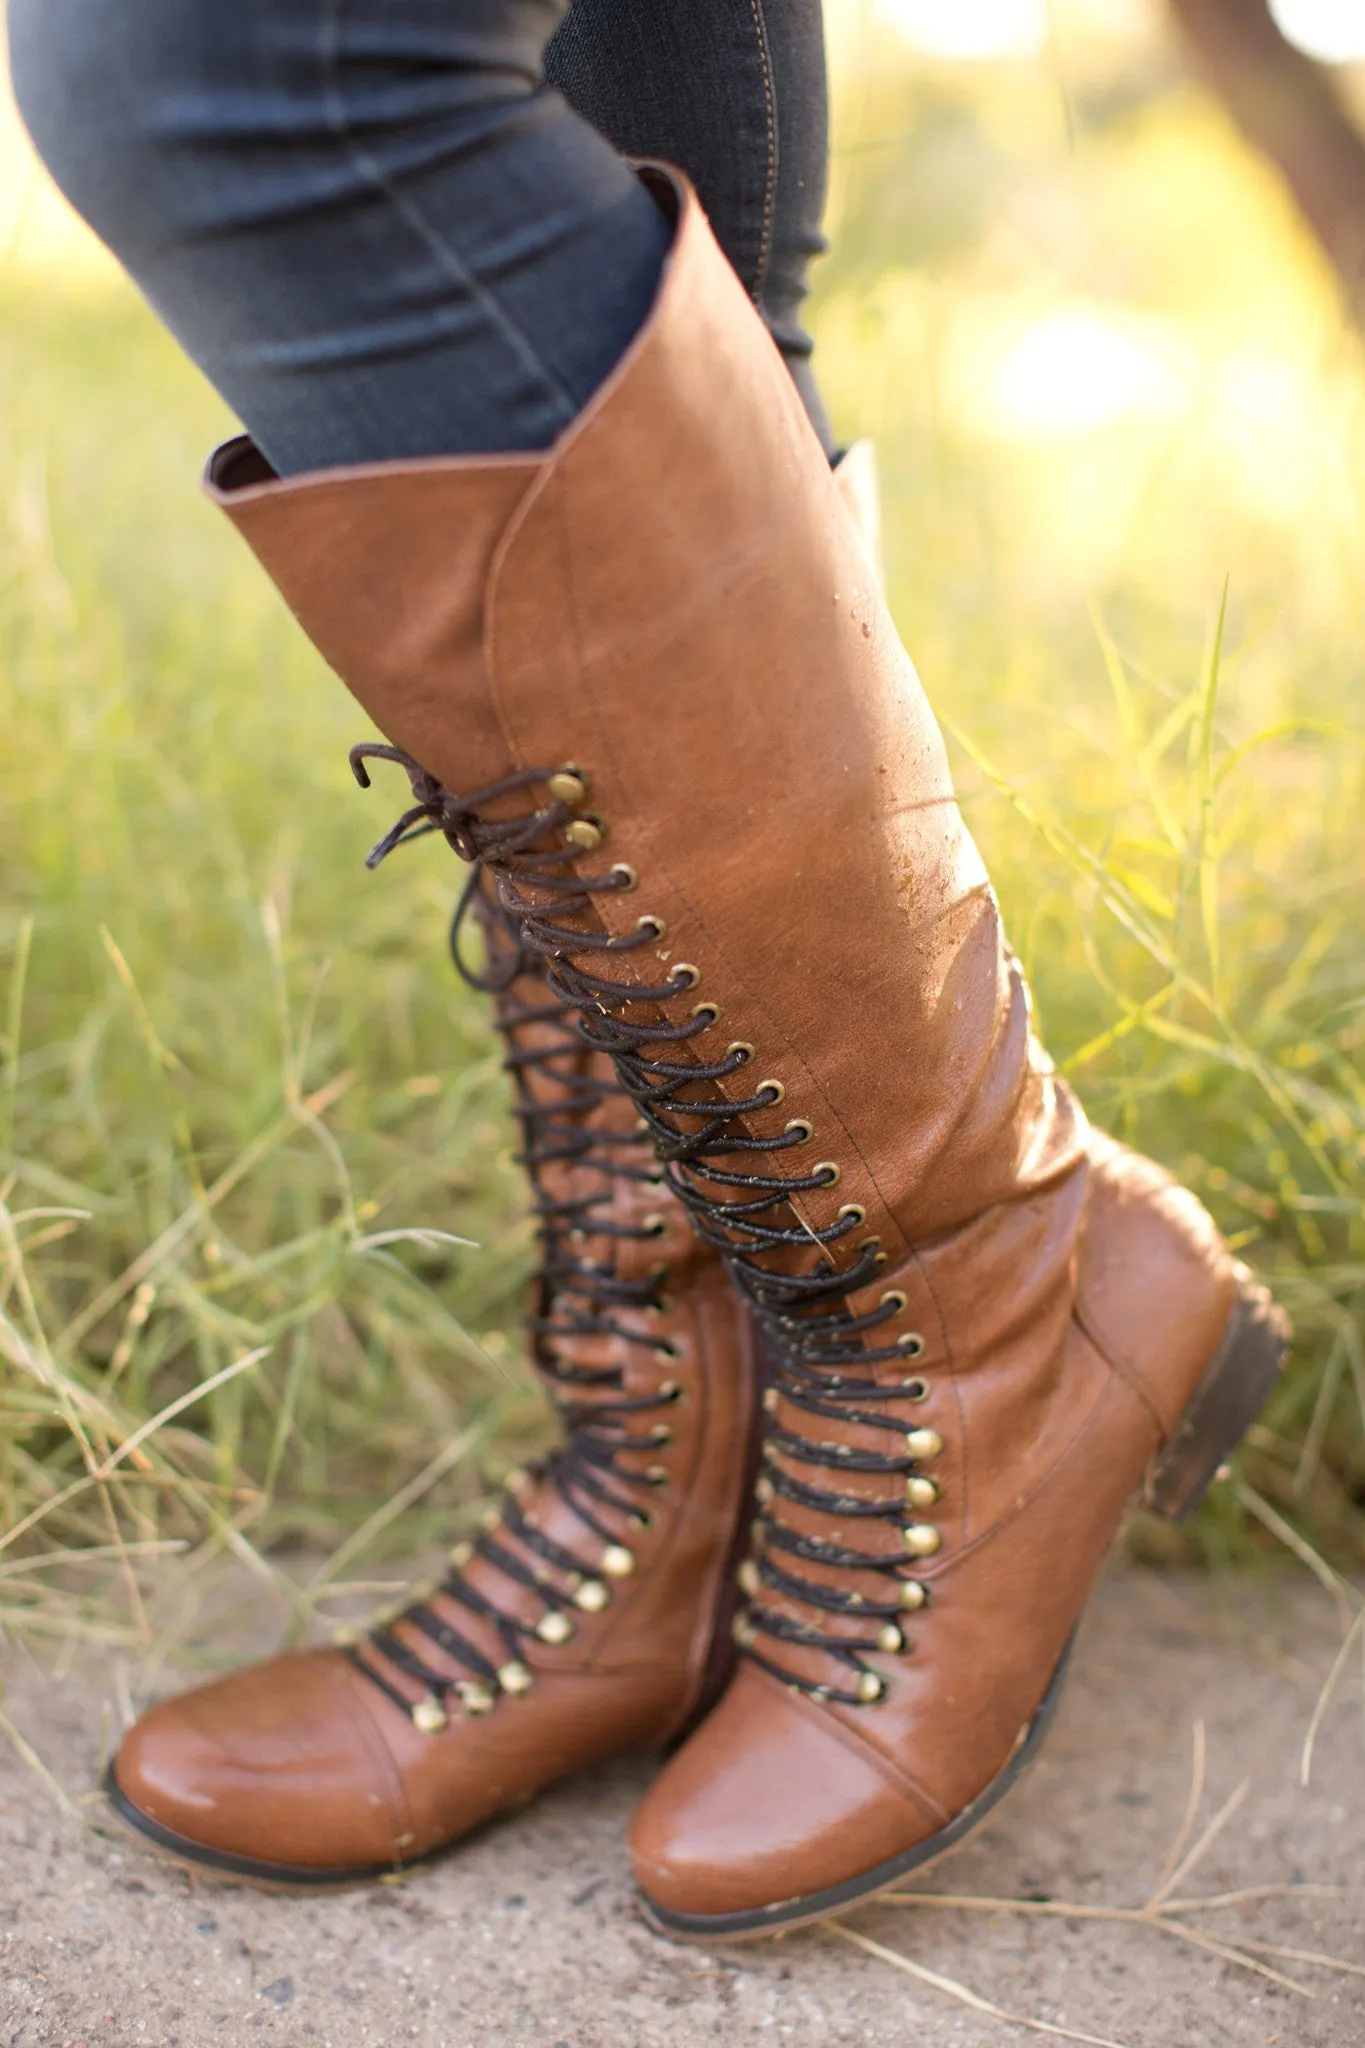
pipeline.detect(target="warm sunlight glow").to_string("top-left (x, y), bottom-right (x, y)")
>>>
top-left (1271, 0), bottom-right (1365, 63)
top-left (873, 0), bottom-right (1048, 61)
top-left (989, 310), bottom-right (1185, 437)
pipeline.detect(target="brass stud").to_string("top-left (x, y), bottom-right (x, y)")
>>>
top-left (611, 861), bottom-right (638, 892)
top-left (638, 914), bottom-right (666, 941)
top-left (448, 1540), bottom-right (474, 1569)
top-left (602, 1544), bottom-right (636, 1578)
top-left (906, 1476), bottom-right (940, 1509)
top-left (457, 1681), bottom-right (497, 1717)
top-left (876, 1623), bottom-right (904, 1653)
top-left (574, 1579), bottom-right (610, 1612)
top-left (548, 769), bottom-right (588, 805)
top-left (536, 1610), bottom-right (574, 1645)
top-left (903, 1522), bottom-right (942, 1558)
top-left (898, 1332), bottom-right (926, 1358)
top-left (726, 1040), bottom-right (755, 1064)
top-left (762, 1387), bottom-right (780, 1413)
top-left (497, 1661), bottom-right (533, 1697)
top-left (691, 1002), bottom-right (720, 1027)
top-left (785, 1118), bottom-right (813, 1142)
top-left (412, 1695), bottom-right (448, 1734)
top-left (480, 1506), bottom-right (502, 1532)
top-left (856, 1671), bottom-right (886, 1704)
top-left (565, 817), bottom-right (604, 851)
top-left (670, 962), bottom-right (701, 990)
top-left (732, 1614), bottom-right (757, 1648)
top-left (756, 1079), bottom-right (786, 1106)
top-left (813, 1161), bottom-right (842, 1187)
top-left (906, 1427), bottom-right (944, 1461)
top-left (738, 1559), bottom-right (762, 1597)
top-left (880, 1289), bottom-right (908, 1313)
top-left (754, 1475), bottom-right (775, 1506)
top-left (898, 1579), bottom-right (929, 1610)
top-left (838, 1202), bottom-right (867, 1225)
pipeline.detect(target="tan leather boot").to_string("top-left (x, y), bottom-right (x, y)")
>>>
top-left (107, 826), bottom-right (758, 1884)
top-left (112, 169), bottom-right (1284, 1923)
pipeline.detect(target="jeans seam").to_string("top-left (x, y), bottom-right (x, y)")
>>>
top-left (744, 0), bottom-right (778, 305)
top-left (317, 0), bottom-right (580, 431)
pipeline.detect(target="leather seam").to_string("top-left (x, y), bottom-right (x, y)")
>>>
top-left (921, 1360), bottom-right (1150, 1579)
top-left (746, 1663), bottom-right (951, 1827)
top-left (1071, 1296), bottom-right (1170, 1439)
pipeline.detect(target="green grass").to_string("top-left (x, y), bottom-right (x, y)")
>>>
top-left (2, 17), bottom-right (1364, 1655)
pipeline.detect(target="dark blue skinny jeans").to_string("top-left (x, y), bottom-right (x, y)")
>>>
top-left (8, 0), bottom-right (834, 474)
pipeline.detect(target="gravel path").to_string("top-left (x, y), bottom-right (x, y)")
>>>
top-left (2, 1566), bottom-right (1362, 2048)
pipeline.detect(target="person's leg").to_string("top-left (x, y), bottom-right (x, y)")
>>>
top-left (545, 0), bottom-right (837, 457)
top-left (7, 0), bottom-right (671, 474)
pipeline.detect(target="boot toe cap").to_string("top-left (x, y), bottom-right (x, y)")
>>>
top-left (630, 1664), bottom-right (942, 1928)
top-left (111, 1651), bottom-right (406, 1876)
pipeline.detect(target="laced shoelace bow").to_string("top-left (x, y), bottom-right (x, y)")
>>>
top-left (342, 746), bottom-right (685, 1732)
top-left (348, 744), bottom-right (945, 1713)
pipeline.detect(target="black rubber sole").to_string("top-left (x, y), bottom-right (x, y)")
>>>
top-left (637, 1274), bottom-right (1290, 1945)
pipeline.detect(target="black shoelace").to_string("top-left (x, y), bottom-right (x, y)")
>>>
top-left (342, 753), bottom-right (686, 1731)
top-left (349, 745), bottom-right (941, 1712)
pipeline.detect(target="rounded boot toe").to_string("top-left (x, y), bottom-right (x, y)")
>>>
top-left (630, 1665), bottom-right (942, 1931)
top-left (111, 1651), bottom-right (407, 1877)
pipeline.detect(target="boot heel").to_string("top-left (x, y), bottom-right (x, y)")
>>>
top-left (1142, 1271), bottom-right (1289, 1522)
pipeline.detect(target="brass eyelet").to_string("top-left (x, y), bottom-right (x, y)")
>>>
top-left (898, 1332), bottom-right (926, 1358)
top-left (644, 1464), bottom-right (670, 1486)
top-left (785, 1118), bottom-right (813, 1142)
top-left (903, 1377), bottom-right (929, 1402)
top-left (691, 1001), bottom-right (720, 1027)
top-left (738, 1558), bottom-right (762, 1596)
top-left (650, 1423), bottom-right (674, 1445)
top-left (756, 1078), bottom-right (785, 1106)
top-left (411, 1695), bottom-right (448, 1734)
top-left (726, 1040), bottom-right (755, 1064)
top-left (880, 1289), bottom-right (908, 1312)
top-left (657, 1378), bottom-right (684, 1401)
top-left (637, 914), bottom-right (666, 941)
top-left (813, 1161), bottom-right (841, 1187)
top-left (642, 1213), bottom-right (668, 1237)
top-left (838, 1202), bottom-right (867, 1225)
top-left (611, 862), bottom-right (638, 892)
top-left (670, 962), bottom-right (701, 990)
top-left (655, 1340), bottom-right (682, 1361)
top-left (547, 769), bottom-right (588, 805)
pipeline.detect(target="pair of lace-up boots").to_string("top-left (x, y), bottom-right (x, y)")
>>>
top-left (108, 171), bottom-right (1287, 1939)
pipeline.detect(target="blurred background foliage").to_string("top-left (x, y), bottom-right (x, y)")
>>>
top-left (2, 0), bottom-right (1364, 1659)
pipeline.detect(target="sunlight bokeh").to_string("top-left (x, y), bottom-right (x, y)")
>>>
top-left (873, 0), bottom-right (1048, 60)
top-left (1272, 0), bottom-right (1365, 64)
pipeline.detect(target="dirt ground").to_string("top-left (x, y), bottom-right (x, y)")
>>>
top-left (2, 1564), bottom-right (1363, 2048)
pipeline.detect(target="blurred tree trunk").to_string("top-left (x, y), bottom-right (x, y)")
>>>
top-left (1168, 0), bottom-right (1365, 324)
